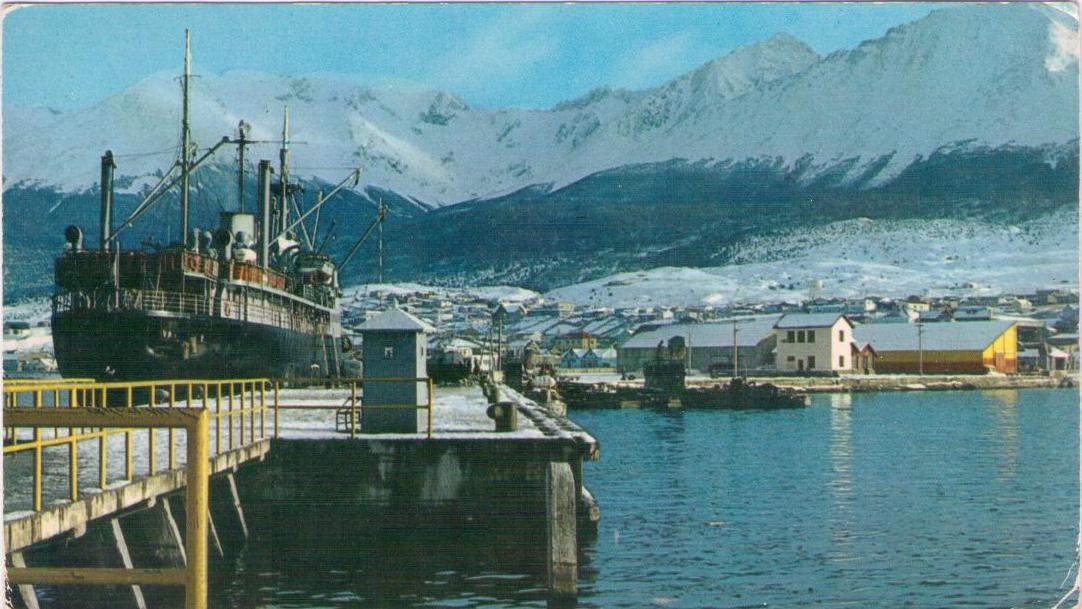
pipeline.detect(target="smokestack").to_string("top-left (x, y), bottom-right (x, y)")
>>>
top-left (100, 150), bottom-right (116, 252)
top-left (258, 160), bottom-right (273, 266)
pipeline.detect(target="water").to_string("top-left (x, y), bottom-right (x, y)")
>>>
top-left (212, 389), bottom-right (1078, 609)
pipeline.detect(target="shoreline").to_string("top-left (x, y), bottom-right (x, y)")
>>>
top-left (560, 372), bottom-right (1077, 397)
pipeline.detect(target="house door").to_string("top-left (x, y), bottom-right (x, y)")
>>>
top-left (797, 359), bottom-right (804, 372)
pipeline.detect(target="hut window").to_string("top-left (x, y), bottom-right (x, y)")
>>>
top-left (838, 330), bottom-right (846, 342)
top-left (383, 347), bottom-right (395, 359)
top-left (807, 330), bottom-right (815, 343)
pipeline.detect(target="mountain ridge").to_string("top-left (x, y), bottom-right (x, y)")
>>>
top-left (2, 3), bottom-right (1078, 300)
top-left (4, 3), bottom-right (1076, 205)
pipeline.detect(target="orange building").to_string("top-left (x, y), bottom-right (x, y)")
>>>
top-left (853, 320), bottom-right (1017, 374)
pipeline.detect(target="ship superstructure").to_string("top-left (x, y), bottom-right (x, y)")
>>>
top-left (51, 32), bottom-right (383, 381)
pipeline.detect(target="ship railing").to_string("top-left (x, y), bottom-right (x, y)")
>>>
top-left (54, 288), bottom-right (332, 333)
top-left (3, 377), bottom-right (274, 609)
top-left (272, 377), bottom-right (436, 439)
top-left (53, 288), bottom-right (213, 317)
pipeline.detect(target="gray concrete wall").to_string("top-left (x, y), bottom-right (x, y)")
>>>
top-left (237, 438), bottom-right (587, 596)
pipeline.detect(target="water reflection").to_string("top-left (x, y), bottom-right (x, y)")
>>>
top-left (982, 390), bottom-right (1019, 481)
top-left (205, 389), bottom-right (1077, 609)
top-left (829, 393), bottom-right (854, 552)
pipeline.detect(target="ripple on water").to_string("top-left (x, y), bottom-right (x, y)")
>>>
top-left (205, 389), bottom-right (1076, 609)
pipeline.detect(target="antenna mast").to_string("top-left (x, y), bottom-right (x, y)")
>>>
top-left (180, 29), bottom-right (193, 244)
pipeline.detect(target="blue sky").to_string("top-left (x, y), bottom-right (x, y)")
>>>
top-left (3, 3), bottom-right (949, 110)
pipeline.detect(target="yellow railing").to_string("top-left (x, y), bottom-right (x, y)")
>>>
top-left (274, 377), bottom-right (436, 439)
top-left (3, 406), bottom-right (211, 609)
top-left (2, 374), bottom-right (441, 609)
top-left (3, 378), bottom-right (273, 512)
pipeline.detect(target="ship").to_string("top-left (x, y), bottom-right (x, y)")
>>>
top-left (51, 32), bottom-right (383, 382)
top-left (558, 338), bottom-right (808, 410)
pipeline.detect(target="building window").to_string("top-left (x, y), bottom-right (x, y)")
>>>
top-left (839, 355), bottom-right (845, 368)
top-left (787, 355), bottom-right (795, 362)
top-left (787, 330), bottom-right (795, 343)
top-left (839, 330), bottom-right (846, 342)
top-left (797, 331), bottom-right (805, 343)
top-left (808, 355), bottom-right (816, 369)
top-left (807, 330), bottom-right (815, 343)
top-left (383, 346), bottom-right (395, 359)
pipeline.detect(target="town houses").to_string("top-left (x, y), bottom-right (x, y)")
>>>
top-left (331, 285), bottom-right (1078, 378)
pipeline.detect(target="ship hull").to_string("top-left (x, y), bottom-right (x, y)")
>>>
top-left (52, 309), bottom-right (342, 381)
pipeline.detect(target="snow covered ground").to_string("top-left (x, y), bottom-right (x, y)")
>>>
top-left (341, 283), bottom-right (537, 305)
top-left (274, 386), bottom-right (546, 440)
top-left (543, 212), bottom-right (1079, 309)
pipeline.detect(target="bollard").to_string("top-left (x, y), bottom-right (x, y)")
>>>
top-left (486, 401), bottom-right (517, 432)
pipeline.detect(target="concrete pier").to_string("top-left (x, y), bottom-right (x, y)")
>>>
top-left (255, 384), bottom-right (599, 599)
top-left (5, 383), bottom-right (599, 608)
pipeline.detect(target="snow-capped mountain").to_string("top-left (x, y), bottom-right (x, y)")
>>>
top-left (2, 3), bottom-right (1079, 300)
top-left (4, 3), bottom-right (1077, 205)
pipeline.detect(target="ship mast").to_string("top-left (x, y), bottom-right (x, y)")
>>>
top-left (180, 29), bottom-right (193, 245)
top-left (278, 106), bottom-right (291, 236)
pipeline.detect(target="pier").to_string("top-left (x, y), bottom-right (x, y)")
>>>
top-left (3, 377), bottom-right (598, 609)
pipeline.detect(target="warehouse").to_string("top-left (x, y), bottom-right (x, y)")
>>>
top-left (853, 320), bottom-right (1018, 374)
top-left (618, 316), bottom-right (779, 374)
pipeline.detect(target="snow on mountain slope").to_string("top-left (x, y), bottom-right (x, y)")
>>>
top-left (543, 209), bottom-right (1080, 309)
top-left (3, 4), bottom-right (1076, 204)
top-left (340, 282), bottom-right (536, 304)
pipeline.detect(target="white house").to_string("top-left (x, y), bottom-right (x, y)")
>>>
top-left (774, 313), bottom-right (855, 373)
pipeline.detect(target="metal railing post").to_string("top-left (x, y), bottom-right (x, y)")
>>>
top-left (185, 409), bottom-right (209, 609)
top-left (168, 383), bottom-right (176, 470)
top-left (126, 386), bottom-right (134, 481)
top-left (249, 381), bottom-right (256, 443)
top-left (274, 381), bottom-right (280, 438)
top-left (260, 381), bottom-right (266, 439)
top-left (350, 381), bottom-right (357, 439)
top-left (427, 378), bottom-right (434, 440)
top-left (214, 383), bottom-right (221, 455)
top-left (33, 390), bottom-right (42, 512)
top-left (148, 388), bottom-right (157, 475)
top-left (69, 388), bottom-right (78, 501)
top-left (99, 386), bottom-right (108, 490)
top-left (229, 382), bottom-right (235, 450)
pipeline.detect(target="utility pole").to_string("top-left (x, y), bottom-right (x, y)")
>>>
top-left (917, 320), bottom-right (925, 376)
top-left (180, 29), bottom-right (193, 244)
top-left (378, 199), bottom-right (385, 284)
top-left (732, 319), bottom-right (740, 378)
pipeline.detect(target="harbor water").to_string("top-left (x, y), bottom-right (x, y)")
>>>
top-left (211, 388), bottom-right (1078, 608)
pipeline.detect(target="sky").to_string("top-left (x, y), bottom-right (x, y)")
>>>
top-left (3, 3), bottom-right (951, 111)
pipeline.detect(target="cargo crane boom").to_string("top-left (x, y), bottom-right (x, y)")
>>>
top-left (337, 202), bottom-right (388, 271)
